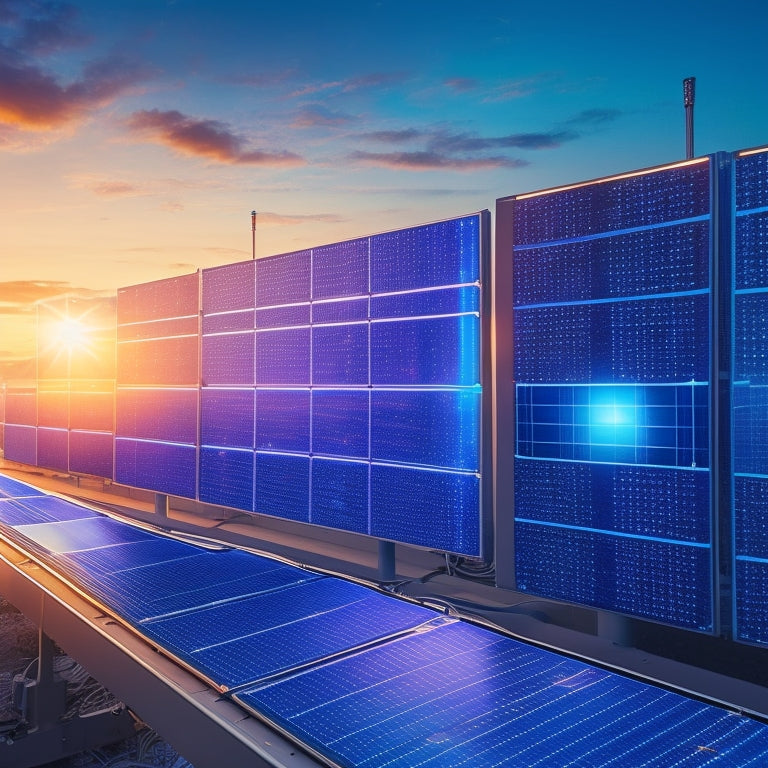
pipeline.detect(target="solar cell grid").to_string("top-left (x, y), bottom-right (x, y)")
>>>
top-left (238, 620), bottom-right (768, 768)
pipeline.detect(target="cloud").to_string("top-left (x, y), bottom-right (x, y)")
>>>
top-left (11, 1), bottom-right (91, 56)
top-left (257, 211), bottom-right (348, 226)
top-left (358, 128), bottom-right (424, 144)
top-left (444, 77), bottom-right (479, 92)
top-left (565, 108), bottom-right (622, 127)
top-left (126, 109), bottom-right (305, 166)
top-left (429, 130), bottom-right (578, 153)
top-left (293, 104), bottom-right (358, 128)
top-left (0, 51), bottom-right (153, 130)
top-left (289, 71), bottom-right (409, 98)
top-left (0, 280), bottom-right (75, 308)
top-left (349, 150), bottom-right (526, 171)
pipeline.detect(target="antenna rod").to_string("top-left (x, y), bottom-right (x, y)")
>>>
top-left (683, 77), bottom-right (695, 160)
top-left (251, 210), bottom-right (257, 260)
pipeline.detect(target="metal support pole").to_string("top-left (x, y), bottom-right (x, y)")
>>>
top-left (251, 210), bottom-right (257, 260)
top-left (154, 493), bottom-right (169, 522)
top-left (684, 77), bottom-right (695, 160)
top-left (378, 540), bottom-right (396, 582)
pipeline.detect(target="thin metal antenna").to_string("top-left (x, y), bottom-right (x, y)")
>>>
top-left (251, 210), bottom-right (257, 260)
top-left (683, 77), bottom-right (695, 159)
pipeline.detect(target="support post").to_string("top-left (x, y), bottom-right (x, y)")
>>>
top-left (154, 493), bottom-right (169, 523)
top-left (378, 540), bottom-right (396, 582)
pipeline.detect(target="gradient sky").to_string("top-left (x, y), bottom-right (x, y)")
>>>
top-left (1, 0), bottom-right (766, 370)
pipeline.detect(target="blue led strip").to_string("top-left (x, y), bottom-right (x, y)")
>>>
top-left (199, 213), bottom-right (488, 557)
top-left (732, 147), bottom-right (768, 646)
top-left (510, 159), bottom-right (715, 630)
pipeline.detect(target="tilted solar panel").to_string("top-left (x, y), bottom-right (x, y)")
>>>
top-left (733, 146), bottom-right (768, 646)
top-left (499, 159), bottom-right (717, 630)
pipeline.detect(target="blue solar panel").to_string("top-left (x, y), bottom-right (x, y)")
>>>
top-left (255, 389), bottom-right (310, 452)
top-left (201, 388), bottom-right (254, 448)
top-left (13, 516), bottom-right (153, 555)
top-left (371, 316), bottom-right (480, 386)
top-left (117, 388), bottom-right (198, 444)
top-left (371, 390), bottom-right (480, 471)
top-left (310, 458), bottom-right (368, 534)
top-left (312, 238), bottom-right (368, 299)
top-left (311, 390), bottom-right (369, 458)
top-left (312, 324), bottom-right (368, 385)
top-left (0, 474), bottom-right (40, 499)
top-left (115, 438), bottom-right (197, 499)
top-left (733, 147), bottom-right (768, 645)
top-left (3, 473), bottom-right (768, 767)
top-left (144, 578), bottom-right (434, 689)
top-left (0, 497), bottom-right (52, 526)
top-left (506, 159), bottom-right (715, 630)
top-left (69, 430), bottom-right (114, 478)
top-left (254, 452), bottom-right (310, 522)
top-left (195, 213), bottom-right (487, 556)
top-left (237, 619), bottom-right (768, 768)
top-left (202, 332), bottom-right (254, 386)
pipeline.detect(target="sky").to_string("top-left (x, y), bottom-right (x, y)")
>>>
top-left (1, 0), bottom-right (767, 373)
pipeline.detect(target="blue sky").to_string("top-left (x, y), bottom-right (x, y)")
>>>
top-left (1, 0), bottom-right (766, 364)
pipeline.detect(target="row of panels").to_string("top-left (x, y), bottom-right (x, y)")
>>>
top-left (2, 472), bottom-right (768, 768)
top-left (3, 148), bottom-right (768, 646)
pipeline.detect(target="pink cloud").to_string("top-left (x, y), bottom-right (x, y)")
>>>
top-left (126, 109), bottom-right (305, 166)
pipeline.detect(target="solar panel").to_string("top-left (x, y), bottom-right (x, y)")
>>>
top-left (733, 146), bottom-right (768, 646)
top-left (3, 473), bottom-right (768, 767)
top-left (500, 159), bottom-right (716, 630)
top-left (144, 579), bottom-right (434, 689)
top-left (237, 619), bottom-right (768, 768)
top-left (115, 274), bottom-right (200, 497)
top-left (200, 212), bottom-right (489, 556)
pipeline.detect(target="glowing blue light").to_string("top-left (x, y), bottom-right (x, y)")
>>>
top-left (588, 388), bottom-right (638, 448)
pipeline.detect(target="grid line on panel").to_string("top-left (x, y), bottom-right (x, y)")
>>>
top-left (515, 517), bottom-right (711, 548)
top-left (515, 287), bottom-right (709, 310)
top-left (513, 214), bottom-right (711, 251)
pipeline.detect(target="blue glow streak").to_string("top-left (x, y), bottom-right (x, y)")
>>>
top-left (512, 214), bottom-right (711, 251)
top-left (516, 288), bottom-right (708, 311)
top-left (515, 518), bottom-right (711, 548)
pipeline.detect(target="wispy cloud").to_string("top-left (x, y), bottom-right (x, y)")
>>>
top-left (565, 108), bottom-right (622, 128)
top-left (443, 77), bottom-right (480, 93)
top-left (126, 109), bottom-right (305, 166)
top-left (258, 211), bottom-right (348, 226)
top-left (349, 150), bottom-right (526, 171)
top-left (289, 71), bottom-right (409, 99)
top-left (292, 104), bottom-right (358, 128)
top-left (350, 108), bottom-right (622, 171)
top-left (0, 279), bottom-right (84, 308)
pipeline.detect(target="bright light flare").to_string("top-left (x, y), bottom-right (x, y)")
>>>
top-left (53, 316), bottom-right (90, 351)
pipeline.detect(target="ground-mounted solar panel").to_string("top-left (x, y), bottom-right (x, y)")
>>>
top-left (29, 297), bottom-right (118, 477)
top-left (200, 213), bottom-right (490, 557)
top-left (496, 159), bottom-right (718, 630)
top-left (237, 619), bottom-right (768, 768)
top-left (116, 274), bottom-right (200, 498)
top-left (733, 145), bottom-right (768, 646)
top-left (2, 387), bottom-right (37, 465)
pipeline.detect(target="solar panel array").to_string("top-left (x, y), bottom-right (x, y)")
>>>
top-left (733, 147), bottom-right (768, 645)
top-left (2, 471), bottom-right (768, 768)
top-left (504, 159), bottom-right (716, 630)
top-left (115, 273), bottom-right (200, 499)
top-left (200, 214), bottom-right (488, 555)
top-left (3, 296), bottom-right (116, 476)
